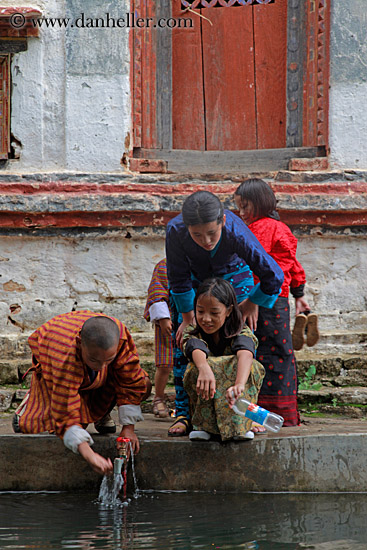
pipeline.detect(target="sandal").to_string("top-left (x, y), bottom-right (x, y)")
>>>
top-left (152, 396), bottom-right (169, 418)
top-left (168, 415), bottom-right (192, 437)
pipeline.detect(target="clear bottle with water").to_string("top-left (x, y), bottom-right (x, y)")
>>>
top-left (232, 397), bottom-right (284, 432)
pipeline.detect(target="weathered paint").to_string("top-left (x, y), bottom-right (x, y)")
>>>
top-left (0, 180), bottom-right (366, 229)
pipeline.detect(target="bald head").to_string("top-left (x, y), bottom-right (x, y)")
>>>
top-left (80, 316), bottom-right (120, 351)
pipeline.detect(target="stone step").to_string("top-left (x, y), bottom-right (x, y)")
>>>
top-left (0, 359), bottom-right (31, 385)
top-left (299, 386), bottom-right (367, 404)
top-left (298, 386), bottom-right (367, 419)
top-left (0, 387), bottom-right (28, 412)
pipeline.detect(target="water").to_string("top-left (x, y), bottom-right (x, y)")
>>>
top-left (98, 474), bottom-right (126, 508)
top-left (0, 491), bottom-right (367, 549)
top-left (99, 442), bottom-right (139, 507)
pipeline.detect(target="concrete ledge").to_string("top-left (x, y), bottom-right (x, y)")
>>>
top-left (2, 428), bottom-right (367, 493)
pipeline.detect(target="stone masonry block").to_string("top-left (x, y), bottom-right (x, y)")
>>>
top-left (129, 158), bottom-right (167, 173)
top-left (0, 389), bottom-right (13, 412)
top-left (288, 157), bottom-right (329, 171)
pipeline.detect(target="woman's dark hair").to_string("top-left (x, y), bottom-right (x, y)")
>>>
top-left (182, 191), bottom-right (224, 227)
top-left (234, 178), bottom-right (280, 221)
top-left (191, 278), bottom-right (243, 338)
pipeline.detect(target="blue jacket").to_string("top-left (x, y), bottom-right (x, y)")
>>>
top-left (165, 210), bottom-right (284, 313)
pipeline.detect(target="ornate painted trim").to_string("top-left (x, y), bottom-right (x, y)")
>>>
top-left (131, 0), bottom-right (143, 148)
top-left (181, 0), bottom-right (274, 7)
top-left (303, 0), bottom-right (330, 148)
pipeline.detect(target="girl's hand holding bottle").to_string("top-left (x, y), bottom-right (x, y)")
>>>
top-left (226, 383), bottom-right (245, 407)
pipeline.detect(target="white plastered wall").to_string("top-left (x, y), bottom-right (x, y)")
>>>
top-left (5, 0), bottom-right (132, 172)
top-left (0, 230), bottom-right (366, 360)
top-left (329, 0), bottom-right (367, 169)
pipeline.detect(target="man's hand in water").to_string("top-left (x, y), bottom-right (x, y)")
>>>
top-left (78, 442), bottom-right (113, 475)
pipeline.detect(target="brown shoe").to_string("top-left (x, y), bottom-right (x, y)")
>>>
top-left (306, 313), bottom-right (320, 347)
top-left (292, 313), bottom-right (307, 351)
top-left (94, 413), bottom-right (116, 434)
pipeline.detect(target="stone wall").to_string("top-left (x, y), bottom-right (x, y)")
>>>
top-left (0, 174), bottom-right (366, 385)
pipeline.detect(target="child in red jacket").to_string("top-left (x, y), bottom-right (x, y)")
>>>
top-left (235, 179), bottom-right (319, 427)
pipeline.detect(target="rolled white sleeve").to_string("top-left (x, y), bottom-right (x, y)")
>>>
top-left (64, 425), bottom-right (94, 454)
top-left (149, 301), bottom-right (170, 322)
top-left (118, 404), bottom-right (144, 426)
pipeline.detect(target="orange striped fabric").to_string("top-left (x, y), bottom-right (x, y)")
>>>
top-left (144, 259), bottom-right (174, 368)
top-left (19, 310), bottom-right (147, 438)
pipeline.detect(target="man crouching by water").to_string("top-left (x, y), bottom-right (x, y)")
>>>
top-left (13, 311), bottom-right (151, 475)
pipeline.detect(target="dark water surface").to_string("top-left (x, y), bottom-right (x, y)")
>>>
top-left (0, 491), bottom-right (366, 549)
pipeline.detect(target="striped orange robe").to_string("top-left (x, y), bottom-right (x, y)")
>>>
top-left (144, 259), bottom-right (174, 369)
top-left (19, 310), bottom-right (147, 438)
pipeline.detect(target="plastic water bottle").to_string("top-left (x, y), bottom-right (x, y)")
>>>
top-left (232, 397), bottom-right (284, 432)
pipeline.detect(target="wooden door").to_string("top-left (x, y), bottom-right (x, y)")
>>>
top-left (172, 0), bottom-right (287, 151)
top-left (131, 0), bottom-right (330, 172)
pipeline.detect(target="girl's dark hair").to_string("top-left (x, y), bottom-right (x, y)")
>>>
top-left (182, 191), bottom-right (224, 227)
top-left (234, 178), bottom-right (280, 221)
top-left (192, 278), bottom-right (243, 338)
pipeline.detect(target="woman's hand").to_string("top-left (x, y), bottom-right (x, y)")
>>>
top-left (226, 383), bottom-right (245, 407)
top-left (196, 363), bottom-right (216, 400)
top-left (239, 298), bottom-right (259, 331)
top-left (295, 296), bottom-right (311, 315)
top-left (176, 321), bottom-right (189, 349)
top-left (158, 317), bottom-right (172, 337)
top-left (176, 311), bottom-right (195, 349)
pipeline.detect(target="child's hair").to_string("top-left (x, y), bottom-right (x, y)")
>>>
top-left (191, 278), bottom-right (243, 338)
top-left (234, 178), bottom-right (280, 221)
top-left (182, 191), bottom-right (224, 227)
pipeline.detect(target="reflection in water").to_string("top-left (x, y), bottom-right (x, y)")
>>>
top-left (0, 492), bottom-right (366, 549)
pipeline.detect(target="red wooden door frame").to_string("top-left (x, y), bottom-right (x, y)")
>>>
top-left (130, 0), bottom-right (330, 165)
